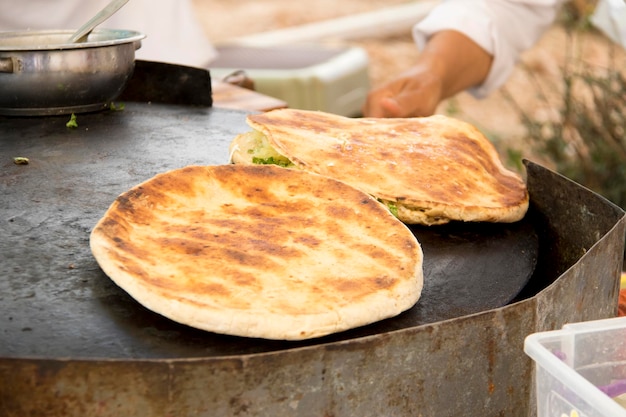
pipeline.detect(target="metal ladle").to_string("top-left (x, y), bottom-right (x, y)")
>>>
top-left (67, 0), bottom-right (130, 43)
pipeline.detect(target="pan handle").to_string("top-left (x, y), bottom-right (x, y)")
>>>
top-left (0, 57), bottom-right (20, 73)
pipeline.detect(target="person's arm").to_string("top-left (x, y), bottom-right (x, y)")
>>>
top-left (362, 30), bottom-right (492, 118)
top-left (363, 0), bottom-right (566, 118)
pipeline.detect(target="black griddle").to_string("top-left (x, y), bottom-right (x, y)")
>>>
top-left (0, 103), bottom-right (538, 359)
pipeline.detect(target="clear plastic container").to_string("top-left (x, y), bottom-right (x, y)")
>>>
top-left (525, 316), bottom-right (626, 417)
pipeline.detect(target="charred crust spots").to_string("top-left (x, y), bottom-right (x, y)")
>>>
top-left (251, 109), bottom-right (340, 136)
top-left (325, 205), bottom-right (352, 219)
top-left (333, 280), bottom-right (360, 294)
top-left (373, 276), bottom-right (396, 289)
top-left (293, 235), bottom-right (321, 247)
top-left (202, 282), bottom-right (230, 296)
top-left (116, 192), bottom-right (136, 208)
top-left (331, 274), bottom-right (397, 299)
top-left (101, 217), bottom-right (122, 230)
top-left (222, 248), bottom-right (261, 266)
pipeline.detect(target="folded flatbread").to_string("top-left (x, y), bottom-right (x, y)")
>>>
top-left (90, 164), bottom-right (423, 340)
top-left (230, 109), bottom-right (529, 226)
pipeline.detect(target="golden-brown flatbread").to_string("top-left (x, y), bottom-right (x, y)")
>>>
top-left (230, 109), bottom-right (529, 225)
top-left (90, 164), bottom-right (423, 340)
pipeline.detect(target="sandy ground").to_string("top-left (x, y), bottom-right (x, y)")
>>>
top-left (193, 0), bottom-right (626, 167)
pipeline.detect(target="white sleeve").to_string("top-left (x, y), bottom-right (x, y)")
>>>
top-left (413, 0), bottom-right (566, 97)
top-left (591, 0), bottom-right (626, 49)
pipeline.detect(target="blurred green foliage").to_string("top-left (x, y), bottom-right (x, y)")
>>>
top-left (505, 16), bottom-right (626, 211)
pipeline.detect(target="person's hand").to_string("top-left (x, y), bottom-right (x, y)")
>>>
top-left (362, 30), bottom-right (493, 119)
top-left (362, 64), bottom-right (445, 118)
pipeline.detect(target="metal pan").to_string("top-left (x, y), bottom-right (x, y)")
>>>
top-left (1, 63), bottom-right (624, 415)
top-left (0, 97), bottom-right (624, 416)
top-left (0, 29), bottom-right (144, 116)
top-left (0, 104), bottom-right (537, 358)
top-left (0, 152), bottom-right (623, 417)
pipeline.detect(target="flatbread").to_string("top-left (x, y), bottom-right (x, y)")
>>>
top-left (230, 109), bottom-right (529, 225)
top-left (90, 164), bottom-right (423, 340)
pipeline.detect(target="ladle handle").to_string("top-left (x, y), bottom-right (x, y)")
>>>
top-left (67, 0), bottom-right (130, 43)
top-left (0, 57), bottom-right (19, 73)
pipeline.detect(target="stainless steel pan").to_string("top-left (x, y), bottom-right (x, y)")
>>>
top-left (0, 29), bottom-right (144, 116)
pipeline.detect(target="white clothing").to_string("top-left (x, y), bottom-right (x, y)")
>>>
top-left (0, 0), bottom-right (217, 68)
top-left (591, 0), bottom-right (626, 49)
top-left (413, 0), bottom-right (625, 97)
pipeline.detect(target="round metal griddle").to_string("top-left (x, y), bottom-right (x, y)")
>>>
top-left (0, 104), bottom-right (537, 359)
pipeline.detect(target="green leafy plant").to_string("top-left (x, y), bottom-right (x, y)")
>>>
top-left (503, 26), bottom-right (626, 210)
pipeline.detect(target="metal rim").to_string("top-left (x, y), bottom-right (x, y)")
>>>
top-left (0, 29), bottom-right (146, 51)
top-left (0, 102), bottom-right (111, 116)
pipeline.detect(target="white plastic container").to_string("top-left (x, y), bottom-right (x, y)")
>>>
top-left (525, 316), bottom-right (626, 417)
top-left (210, 44), bottom-right (370, 117)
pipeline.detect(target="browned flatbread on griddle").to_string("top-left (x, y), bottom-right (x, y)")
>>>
top-left (90, 164), bottom-right (423, 340)
top-left (229, 109), bottom-right (529, 226)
